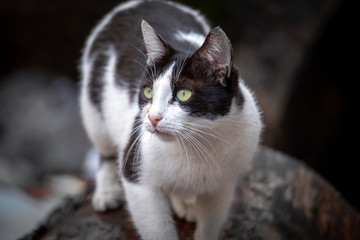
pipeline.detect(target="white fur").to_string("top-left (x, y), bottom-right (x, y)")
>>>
top-left (175, 30), bottom-right (206, 47)
top-left (123, 180), bottom-right (178, 240)
top-left (145, 63), bottom-right (175, 132)
top-left (169, 193), bottom-right (196, 222)
top-left (80, 60), bottom-right (117, 157)
top-left (139, 83), bottom-right (261, 194)
top-left (102, 48), bottom-right (138, 156)
top-left (92, 160), bottom-right (123, 212)
top-left (194, 179), bottom-right (237, 240)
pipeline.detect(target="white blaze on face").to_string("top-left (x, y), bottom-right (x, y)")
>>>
top-left (147, 62), bottom-right (175, 123)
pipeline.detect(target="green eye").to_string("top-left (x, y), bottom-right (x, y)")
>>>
top-left (144, 86), bottom-right (153, 99)
top-left (176, 88), bottom-right (192, 102)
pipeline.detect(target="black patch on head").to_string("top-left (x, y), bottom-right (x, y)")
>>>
top-left (167, 24), bottom-right (245, 119)
top-left (173, 57), bottom-right (243, 119)
top-left (122, 115), bottom-right (142, 183)
top-left (182, 84), bottom-right (233, 118)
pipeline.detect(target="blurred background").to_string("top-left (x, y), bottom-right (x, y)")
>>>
top-left (0, 0), bottom-right (356, 239)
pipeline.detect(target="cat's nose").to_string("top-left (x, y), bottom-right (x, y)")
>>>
top-left (148, 113), bottom-right (162, 127)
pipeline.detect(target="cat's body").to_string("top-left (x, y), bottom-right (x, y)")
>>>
top-left (80, 1), bottom-right (262, 240)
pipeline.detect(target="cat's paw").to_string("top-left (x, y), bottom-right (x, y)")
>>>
top-left (170, 195), bottom-right (196, 222)
top-left (92, 186), bottom-right (123, 212)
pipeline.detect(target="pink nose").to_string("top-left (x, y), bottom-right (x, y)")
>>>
top-left (148, 113), bottom-right (162, 127)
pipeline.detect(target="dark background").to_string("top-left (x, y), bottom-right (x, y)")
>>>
top-left (0, 0), bottom-right (357, 218)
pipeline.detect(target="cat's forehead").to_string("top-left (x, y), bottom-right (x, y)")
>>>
top-left (153, 62), bottom-right (175, 88)
top-left (146, 56), bottom-right (182, 82)
top-left (148, 56), bottom-right (214, 90)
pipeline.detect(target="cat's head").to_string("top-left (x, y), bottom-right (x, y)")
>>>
top-left (139, 21), bottom-right (242, 141)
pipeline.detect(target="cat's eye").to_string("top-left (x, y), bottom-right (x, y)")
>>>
top-left (176, 88), bottom-right (192, 102)
top-left (144, 86), bottom-right (153, 100)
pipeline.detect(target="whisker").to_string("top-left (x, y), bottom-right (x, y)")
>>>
top-left (181, 130), bottom-right (221, 177)
top-left (128, 58), bottom-right (153, 79)
top-left (122, 129), bottom-right (144, 177)
top-left (180, 131), bottom-right (219, 186)
top-left (182, 123), bottom-right (238, 151)
top-left (129, 42), bottom-right (147, 60)
top-left (181, 125), bottom-right (218, 152)
top-left (175, 42), bottom-right (192, 81)
top-left (133, 130), bottom-right (147, 180)
top-left (129, 41), bottom-right (157, 79)
top-left (127, 124), bottom-right (143, 139)
top-left (176, 132), bottom-right (191, 186)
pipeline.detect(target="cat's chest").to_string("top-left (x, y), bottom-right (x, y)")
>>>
top-left (139, 134), bottom-right (234, 194)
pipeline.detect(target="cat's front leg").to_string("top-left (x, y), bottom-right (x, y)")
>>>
top-left (122, 178), bottom-right (178, 240)
top-left (92, 157), bottom-right (123, 212)
top-left (195, 180), bottom-right (236, 240)
top-left (170, 194), bottom-right (196, 222)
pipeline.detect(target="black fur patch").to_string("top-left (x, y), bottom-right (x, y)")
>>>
top-left (100, 155), bottom-right (117, 163)
top-left (182, 84), bottom-right (233, 119)
top-left (172, 58), bottom-right (243, 119)
top-left (88, 53), bottom-right (109, 112)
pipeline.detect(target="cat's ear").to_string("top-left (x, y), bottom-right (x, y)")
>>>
top-left (141, 20), bottom-right (168, 65)
top-left (193, 27), bottom-right (233, 86)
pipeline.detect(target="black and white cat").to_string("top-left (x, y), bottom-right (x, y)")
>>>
top-left (80, 1), bottom-right (262, 239)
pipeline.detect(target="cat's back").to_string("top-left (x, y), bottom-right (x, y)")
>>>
top-left (85, 1), bottom-right (210, 54)
top-left (81, 0), bottom-right (210, 111)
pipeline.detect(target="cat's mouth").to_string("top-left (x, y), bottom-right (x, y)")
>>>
top-left (147, 127), bottom-right (176, 142)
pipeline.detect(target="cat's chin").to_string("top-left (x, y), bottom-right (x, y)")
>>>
top-left (148, 129), bottom-right (176, 142)
top-left (155, 131), bottom-right (177, 142)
